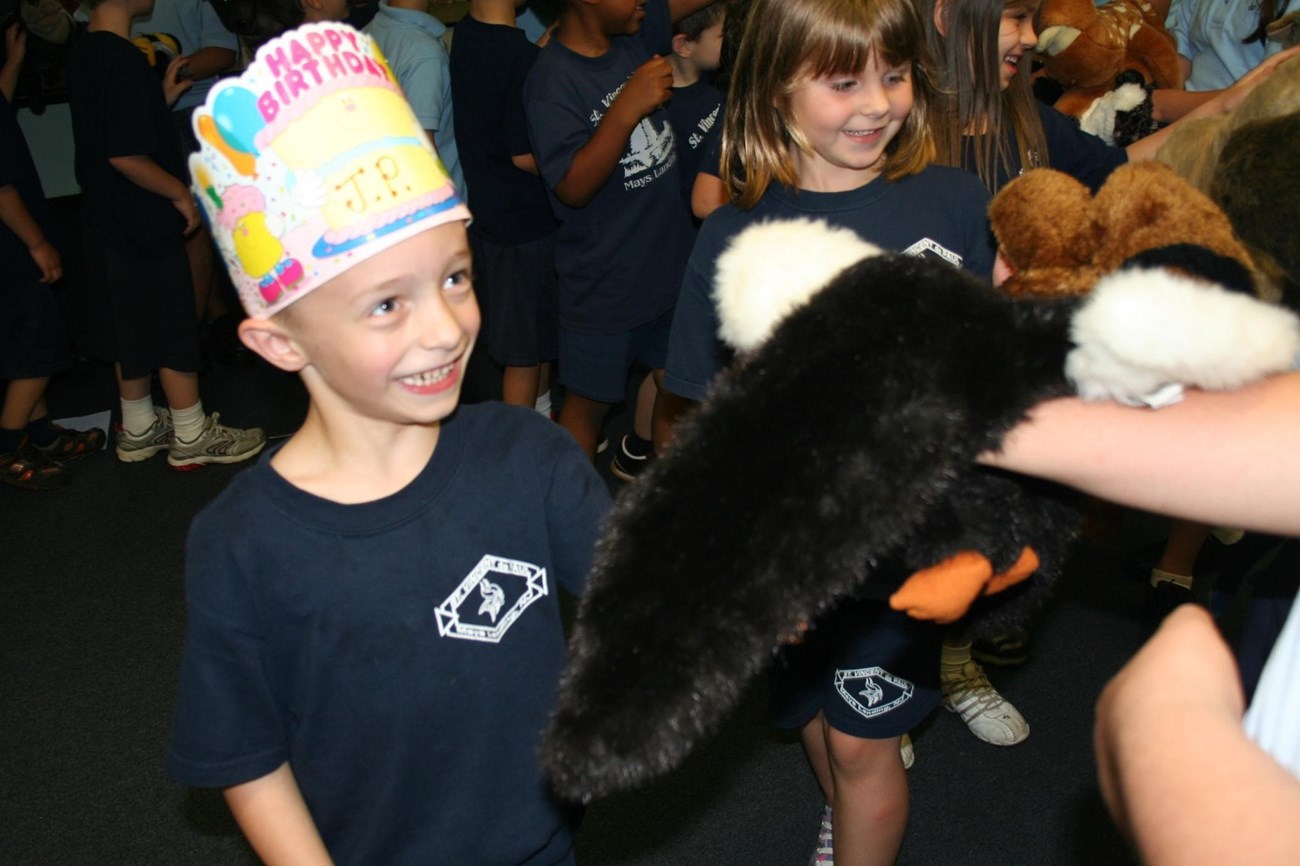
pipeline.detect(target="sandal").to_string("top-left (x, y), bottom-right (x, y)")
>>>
top-left (33, 424), bottom-right (107, 464)
top-left (1, 440), bottom-right (70, 491)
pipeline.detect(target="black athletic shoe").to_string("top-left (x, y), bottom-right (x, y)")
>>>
top-left (609, 435), bottom-right (652, 482)
top-left (971, 627), bottom-right (1032, 667)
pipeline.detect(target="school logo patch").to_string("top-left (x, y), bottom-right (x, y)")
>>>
top-left (834, 666), bottom-right (915, 719)
top-left (902, 238), bottom-right (963, 268)
top-left (434, 555), bottom-right (548, 644)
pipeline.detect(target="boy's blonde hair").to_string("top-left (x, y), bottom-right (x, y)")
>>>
top-left (721, 0), bottom-right (939, 210)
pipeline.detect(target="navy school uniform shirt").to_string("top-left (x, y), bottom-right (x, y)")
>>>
top-left (0, 92), bottom-right (57, 285)
top-left (449, 13), bottom-right (556, 246)
top-left (662, 166), bottom-right (996, 402)
top-left (667, 77), bottom-right (723, 205)
top-left (965, 101), bottom-right (1128, 194)
top-left (167, 403), bottom-right (612, 865)
top-left (523, 0), bottom-right (695, 334)
top-left (65, 30), bottom-right (188, 259)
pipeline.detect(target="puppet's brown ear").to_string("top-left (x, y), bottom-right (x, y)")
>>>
top-left (988, 168), bottom-right (1098, 298)
top-left (1092, 161), bottom-right (1257, 285)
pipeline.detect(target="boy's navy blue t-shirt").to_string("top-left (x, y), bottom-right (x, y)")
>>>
top-left (449, 14), bottom-right (556, 246)
top-left (523, 0), bottom-right (695, 334)
top-left (167, 402), bottom-right (611, 865)
top-left (0, 93), bottom-right (56, 285)
top-left (667, 77), bottom-right (723, 205)
top-left (65, 31), bottom-right (188, 259)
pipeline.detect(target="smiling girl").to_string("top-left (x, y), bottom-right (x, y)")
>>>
top-left (657, 0), bottom-right (998, 862)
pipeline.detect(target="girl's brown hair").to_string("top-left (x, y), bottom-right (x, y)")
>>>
top-left (721, 0), bottom-right (938, 210)
top-left (920, 0), bottom-right (1048, 191)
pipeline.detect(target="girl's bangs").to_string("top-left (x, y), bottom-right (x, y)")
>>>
top-left (789, 0), bottom-right (921, 84)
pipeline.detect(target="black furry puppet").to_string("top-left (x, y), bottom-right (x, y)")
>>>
top-left (542, 218), bottom-right (1300, 801)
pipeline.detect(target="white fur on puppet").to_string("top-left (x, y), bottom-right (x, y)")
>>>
top-left (1077, 81), bottom-right (1147, 145)
top-left (715, 219), bottom-right (882, 352)
top-left (1068, 266), bottom-right (1300, 406)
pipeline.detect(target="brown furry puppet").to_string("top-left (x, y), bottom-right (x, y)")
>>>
top-left (541, 218), bottom-right (1300, 801)
top-left (990, 161), bottom-right (1261, 302)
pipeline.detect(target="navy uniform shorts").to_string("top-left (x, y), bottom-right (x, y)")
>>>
top-left (769, 597), bottom-right (942, 739)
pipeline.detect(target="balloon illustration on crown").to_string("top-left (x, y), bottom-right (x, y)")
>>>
top-left (189, 22), bottom-right (470, 318)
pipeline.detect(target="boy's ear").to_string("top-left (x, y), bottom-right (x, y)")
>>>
top-left (671, 32), bottom-right (693, 58)
top-left (238, 317), bottom-right (310, 373)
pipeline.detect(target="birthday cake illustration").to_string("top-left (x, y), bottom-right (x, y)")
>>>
top-left (190, 22), bottom-right (469, 317)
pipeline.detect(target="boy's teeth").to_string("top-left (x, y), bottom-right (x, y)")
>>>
top-left (401, 365), bottom-right (453, 386)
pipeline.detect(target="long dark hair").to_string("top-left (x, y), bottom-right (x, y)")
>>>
top-left (919, 0), bottom-right (1048, 192)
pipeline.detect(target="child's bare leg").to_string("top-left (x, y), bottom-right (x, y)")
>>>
top-left (805, 713), bottom-right (908, 866)
top-left (538, 363), bottom-right (550, 396)
top-left (800, 710), bottom-right (836, 803)
top-left (2, 378), bottom-right (49, 430)
top-left (651, 385), bottom-right (694, 454)
top-left (632, 371), bottom-right (657, 442)
top-left (157, 368), bottom-right (201, 411)
top-left (558, 391), bottom-right (610, 460)
top-left (830, 730), bottom-right (908, 865)
top-left (502, 364), bottom-right (542, 409)
top-left (1154, 519), bottom-right (1211, 585)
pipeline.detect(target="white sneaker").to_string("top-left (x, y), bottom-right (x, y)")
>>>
top-left (941, 661), bottom-right (1029, 745)
top-left (167, 412), bottom-right (267, 469)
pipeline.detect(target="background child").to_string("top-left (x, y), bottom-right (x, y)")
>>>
top-left (166, 23), bottom-right (610, 864)
top-left (130, 0), bottom-right (240, 355)
top-left (666, 2), bottom-right (725, 215)
top-left (450, 0), bottom-right (559, 413)
top-left (1168, 0), bottom-right (1293, 92)
top-left (0, 22), bottom-right (104, 490)
top-left (364, 0), bottom-right (465, 199)
top-left (521, 0), bottom-right (718, 461)
top-left (65, 0), bottom-right (264, 469)
top-left (658, 0), bottom-right (996, 860)
top-left (619, 0), bottom-right (727, 472)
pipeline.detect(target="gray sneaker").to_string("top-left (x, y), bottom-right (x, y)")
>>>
top-left (116, 408), bottom-right (173, 463)
top-left (168, 413), bottom-right (267, 470)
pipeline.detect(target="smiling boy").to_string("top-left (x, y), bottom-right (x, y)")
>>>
top-left (166, 23), bottom-right (610, 864)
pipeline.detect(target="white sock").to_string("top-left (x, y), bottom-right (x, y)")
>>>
top-left (171, 401), bottom-right (207, 443)
top-left (534, 389), bottom-right (552, 416)
top-left (121, 395), bottom-right (158, 436)
top-left (1150, 568), bottom-right (1193, 590)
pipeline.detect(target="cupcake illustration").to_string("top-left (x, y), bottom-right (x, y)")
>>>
top-left (217, 184), bottom-right (305, 304)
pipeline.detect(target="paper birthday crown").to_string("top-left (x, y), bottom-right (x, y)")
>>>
top-left (189, 22), bottom-right (470, 318)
